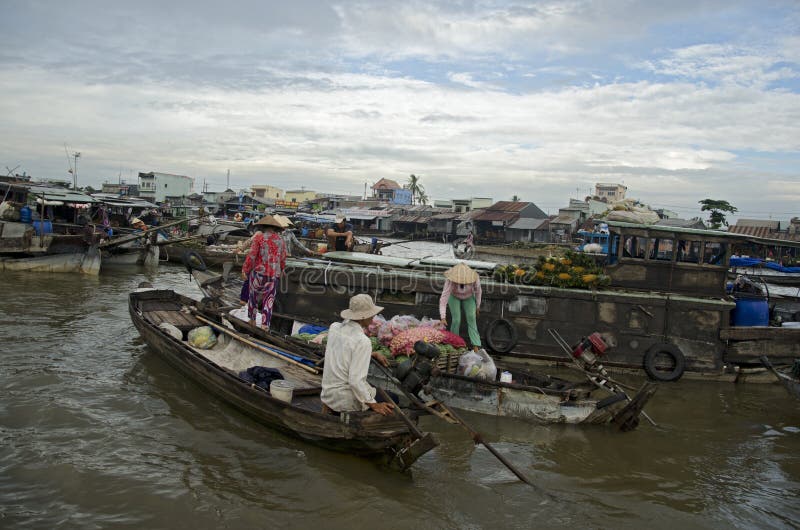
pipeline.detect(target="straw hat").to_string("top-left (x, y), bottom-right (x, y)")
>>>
top-left (255, 214), bottom-right (284, 229)
top-left (444, 262), bottom-right (479, 284)
top-left (274, 214), bottom-right (294, 228)
top-left (334, 214), bottom-right (346, 223)
top-left (131, 217), bottom-right (143, 225)
top-left (341, 293), bottom-right (384, 321)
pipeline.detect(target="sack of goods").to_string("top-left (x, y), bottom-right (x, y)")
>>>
top-left (458, 349), bottom-right (497, 381)
top-left (187, 326), bottom-right (218, 349)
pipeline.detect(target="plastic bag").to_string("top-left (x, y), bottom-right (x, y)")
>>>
top-left (188, 326), bottom-right (217, 349)
top-left (458, 349), bottom-right (497, 380)
top-left (159, 322), bottom-right (183, 341)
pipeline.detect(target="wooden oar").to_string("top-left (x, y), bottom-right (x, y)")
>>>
top-left (191, 312), bottom-right (320, 375)
top-left (371, 361), bottom-right (534, 486)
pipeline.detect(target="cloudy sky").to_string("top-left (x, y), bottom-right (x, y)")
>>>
top-left (1, 0), bottom-right (798, 222)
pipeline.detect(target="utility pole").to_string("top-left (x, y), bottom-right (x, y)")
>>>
top-left (72, 152), bottom-right (81, 190)
top-left (226, 169), bottom-right (230, 190)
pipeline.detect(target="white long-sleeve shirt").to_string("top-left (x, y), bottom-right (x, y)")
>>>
top-left (320, 320), bottom-right (377, 412)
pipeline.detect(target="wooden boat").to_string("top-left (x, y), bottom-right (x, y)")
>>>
top-left (128, 288), bottom-right (437, 470)
top-left (761, 356), bottom-right (800, 400)
top-left (189, 270), bottom-right (655, 430)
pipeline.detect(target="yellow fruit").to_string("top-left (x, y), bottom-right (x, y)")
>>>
top-left (535, 271), bottom-right (545, 279)
top-left (572, 266), bottom-right (585, 273)
top-left (561, 258), bottom-right (572, 266)
top-left (543, 263), bottom-right (556, 271)
top-left (582, 274), bottom-right (598, 283)
top-left (514, 268), bottom-right (526, 277)
top-left (558, 273), bottom-right (571, 280)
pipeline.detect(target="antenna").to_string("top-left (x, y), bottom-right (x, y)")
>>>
top-left (226, 169), bottom-right (230, 190)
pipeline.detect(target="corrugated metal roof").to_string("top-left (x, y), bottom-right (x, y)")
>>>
top-left (473, 210), bottom-right (520, 222)
top-left (26, 185), bottom-right (97, 203)
top-left (508, 218), bottom-right (548, 230)
top-left (487, 201), bottom-right (528, 212)
top-left (395, 215), bottom-right (427, 223)
top-left (550, 215), bottom-right (579, 226)
top-left (728, 225), bottom-right (775, 238)
top-left (430, 212), bottom-right (461, 220)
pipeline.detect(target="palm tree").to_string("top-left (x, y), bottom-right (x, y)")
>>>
top-left (417, 190), bottom-right (429, 205)
top-left (407, 174), bottom-right (425, 205)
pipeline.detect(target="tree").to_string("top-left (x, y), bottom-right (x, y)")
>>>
top-left (417, 190), bottom-right (429, 205)
top-left (407, 174), bottom-right (426, 205)
top-left (511, 195), bottom-right (520, 202)
top-left (699, 199), bottom-right (738, 229)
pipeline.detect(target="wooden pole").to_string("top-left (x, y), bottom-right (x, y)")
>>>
top-left (371, 361), bottom-right (534, 486)
top-left (193, 313), bottom-right (320, 375)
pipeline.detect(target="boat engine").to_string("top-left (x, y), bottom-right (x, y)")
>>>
top-left (393, 341), bottom-right (441, 395)
top-left (571, 332), bottom-right (609, 372)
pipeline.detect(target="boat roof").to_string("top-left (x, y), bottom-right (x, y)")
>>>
top-left (606, 220), bottom-right (800, 249)
top-left (320, 252), bottom-right (497, 271)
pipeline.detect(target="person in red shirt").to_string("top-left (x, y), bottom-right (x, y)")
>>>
top-left (242, 215), bottom-right (287, 329)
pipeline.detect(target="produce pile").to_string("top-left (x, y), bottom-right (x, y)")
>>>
top-left (291, 314), bottom-right (471, 363)
top-left (368, 315), bottom-right (468, 363)
top-left (492, 250), bottom-right (610, 289)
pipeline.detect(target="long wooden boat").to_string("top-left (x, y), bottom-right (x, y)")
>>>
top-left (129, 288), bottom-right (436, 470)
top-left (183, 222), bottom-right (800, 381)
top-left (189, 271), bottom-right (655, 430)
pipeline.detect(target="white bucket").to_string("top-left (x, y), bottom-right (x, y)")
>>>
top-left (270, 380), bottom-right (294, 403)
top-left (781, 321), bottom-right (800, 328)
top-left (500, 371), bottom-right (513, 384)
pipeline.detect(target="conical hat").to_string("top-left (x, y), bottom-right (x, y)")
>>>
top-left (255, 214), bottom-right (284, 228)
top-left (444, 262), bottom-right (479, 284)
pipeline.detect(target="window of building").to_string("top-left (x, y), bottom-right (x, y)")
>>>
top-left (623, 236), bottom-right (648, 259)
top-left (703, 242), bottom-right (727, 265)
top-left (649, 238), bottom-right (674, 261)
top-left (677, 240), bottom-right (702, 263)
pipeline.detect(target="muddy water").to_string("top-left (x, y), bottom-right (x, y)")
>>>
top-left (1, 265), bottom-right (799, 529)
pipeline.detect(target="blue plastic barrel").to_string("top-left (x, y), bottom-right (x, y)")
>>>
top-left (19, 205), bottom-right (32, 223)
top-left (731, 294), bottom-right (769, 326)
top-left (32, 220), bottom-right (53, 235)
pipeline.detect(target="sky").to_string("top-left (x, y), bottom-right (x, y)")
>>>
top-left (0, 0), bottom-right (798, 223)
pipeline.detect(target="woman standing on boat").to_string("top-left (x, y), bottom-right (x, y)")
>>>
top-left (439, 262), bottom-right (482, 351)
top-left (242, 215), bottom-right (287, 329)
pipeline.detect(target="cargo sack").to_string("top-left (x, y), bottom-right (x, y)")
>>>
top-left (188, 326), bottom-right (218, 349)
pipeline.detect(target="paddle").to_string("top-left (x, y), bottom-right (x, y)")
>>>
top-left (370, 359), bottom-right (534, 486)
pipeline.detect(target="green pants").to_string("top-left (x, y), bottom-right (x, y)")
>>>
top-left (447, 295), bottom-right (481, 347)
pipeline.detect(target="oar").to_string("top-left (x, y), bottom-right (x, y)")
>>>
top-left (371, 360), bottom-right (534, 486)
top-left (373, 383), bottom-right (425, 439)
top-left (191, 313), bottom-right (320, 375)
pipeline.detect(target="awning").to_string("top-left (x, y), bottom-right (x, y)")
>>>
top-left (346, 214), bottom-right (377, 221)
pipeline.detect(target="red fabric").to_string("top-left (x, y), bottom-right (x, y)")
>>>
top-left (242, 231), bottom-right (286, 278)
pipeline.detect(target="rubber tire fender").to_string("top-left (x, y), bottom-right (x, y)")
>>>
top-left (643, 342), bottom-right (686, 382)
top-left (182, 250), bottom-right (208, 272)
top-left (484, 318), bottom-right (518, 354)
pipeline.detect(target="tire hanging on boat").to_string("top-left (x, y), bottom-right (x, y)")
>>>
top-left (484, 318), bottom-right (518, 354)
top-left (182, 250), bottom-right (208, 273)
top-left (643, 342), bottom-right (686, 382)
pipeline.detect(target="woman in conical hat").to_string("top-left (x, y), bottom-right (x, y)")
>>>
top-left (439, 262), bottom-right (482, 351)
top-left (241, 215), bottom-right (287, 329)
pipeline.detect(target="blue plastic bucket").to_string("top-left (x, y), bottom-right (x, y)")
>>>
top-left (32, 220), bottom-right (53, 235)
top-left (19, 205), bottom-right (32, 223)
top-left (731, 294), bottom-right (769, 326)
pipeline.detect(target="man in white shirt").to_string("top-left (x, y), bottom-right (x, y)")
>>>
top-left (321, 294), bottom-right (394, 415)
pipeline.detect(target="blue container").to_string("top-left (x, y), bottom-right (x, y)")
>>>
top-left (731, 294), bottom-right (769, 326)
top-left (19, 205), bottom-right (32, 223)
top-left (32, 220), bottom-right (53, 235)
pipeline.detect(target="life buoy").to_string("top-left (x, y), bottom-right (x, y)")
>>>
top-left (643, 343), bottom-right (686, 382)
top-left (484, 318), bottom-right (518, 354)
top-left (182, 250), bottom-right (208, 272)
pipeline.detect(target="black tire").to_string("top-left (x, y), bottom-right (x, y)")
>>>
top-left (643, 343), bottom-right (686, 382)
top-left (596, 392), bottom-right (627, 409)
top-left (182, 250), bottom-right (207, 272)
top-left (484, 318), bottom-right (518, 354)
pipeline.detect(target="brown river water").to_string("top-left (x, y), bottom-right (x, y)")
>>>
top-left (1, 260), bottom-right (799, 529)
